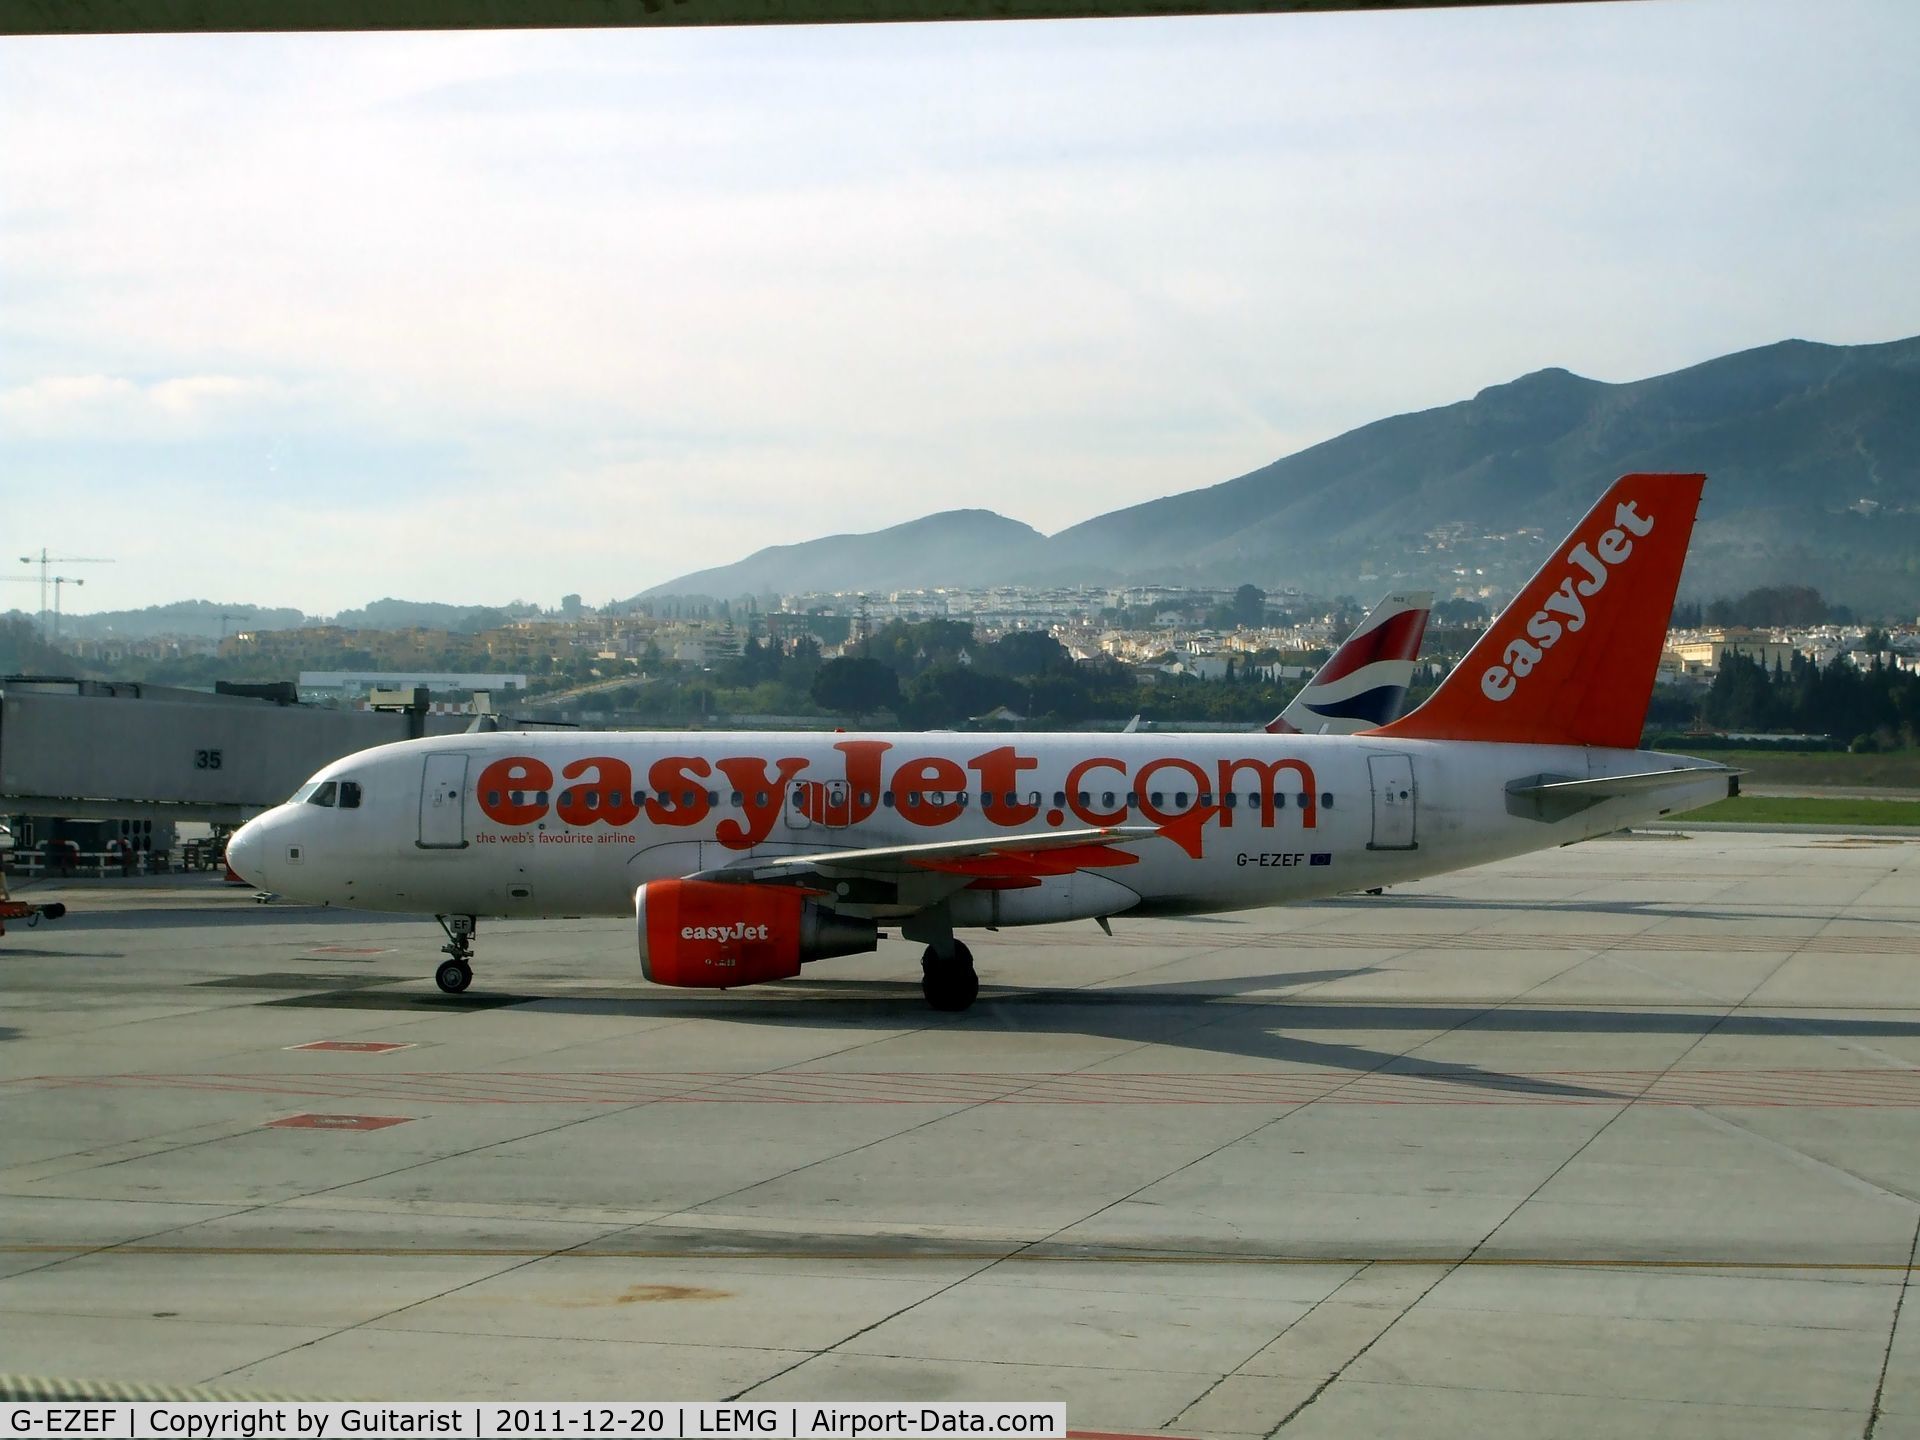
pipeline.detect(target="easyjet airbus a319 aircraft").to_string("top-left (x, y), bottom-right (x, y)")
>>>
top-left (228, 474), bottom-right (1733, 1011)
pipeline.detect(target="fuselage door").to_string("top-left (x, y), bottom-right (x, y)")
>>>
top-left (785, 778), bottom-right (849, 830)
top-left (418, 753), bottom-right (470, 849)
top-left (1367, 753), bottom-right (1417, 851)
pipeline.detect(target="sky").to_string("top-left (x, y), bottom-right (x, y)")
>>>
top-left (3, 0), bottom-right (1918, 617)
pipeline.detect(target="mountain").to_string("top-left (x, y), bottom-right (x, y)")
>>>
top-left (641, 509), bottom-right (1049, 600)
top-left (642, 335), bottom-right (1920, 612)
top-left (42, 597), bottom-right (543, 642)
top-left (51, 599), bottom-right (310, 642)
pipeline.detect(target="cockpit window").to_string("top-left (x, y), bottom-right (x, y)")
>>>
top-left (290, 781), bottom-right (321, 804)
top-left (308, 781), bottom-right (338, 807)
top-left (339, 781), bottom-right (362, 809)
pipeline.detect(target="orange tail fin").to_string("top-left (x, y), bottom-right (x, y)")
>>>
top-left (1369, 473), bottom-right (1704, 749)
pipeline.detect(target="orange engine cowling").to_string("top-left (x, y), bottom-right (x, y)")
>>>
top-left (636, 878), bottom-right (879, 989)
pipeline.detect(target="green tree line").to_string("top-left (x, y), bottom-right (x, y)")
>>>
top-left (1676, 650), bottom-right (1920, 749)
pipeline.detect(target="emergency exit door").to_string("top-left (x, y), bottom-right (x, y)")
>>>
top-left (786, 778), bottom-right (849, 830)
top-left (1367, 754), bottom-right (1417, 850)
top-left (418, 753), bottom-right (470, 849)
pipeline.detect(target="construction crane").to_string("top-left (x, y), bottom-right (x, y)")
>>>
top-left (17, 549), bottom-right (113, 634)
top-left (2, 575), bottom-right (89, 644)
top-left (218, 610), bottom-right (251, 640)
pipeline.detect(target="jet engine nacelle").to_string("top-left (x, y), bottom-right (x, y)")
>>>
top-left (635, 878), bottom-right (879, 989)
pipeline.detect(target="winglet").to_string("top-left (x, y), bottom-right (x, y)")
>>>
top-left (1370, 474), bottom-right (1704, 749)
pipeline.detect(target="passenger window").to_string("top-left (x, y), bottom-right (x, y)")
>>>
top-left (956, 791), bottom-right (969, 807)
top-left (882, 791), bottom-right (895, 808)
top-left (1077, 791), bottom-right (1089, 807)
top-left (1053, 790), bottom-right (1066, 807)
top-left (730, 791), bottom-right (743, 807)
top-left (1199, 792), bottom-right (1213, 806)
top-left (1175, 791), bottom-right (1189, 807)
top-left (706, 790), bottom-right (719, 805)
top-left (1297, 792), bottom-right (1310, 809)
top-left (1126, 793), bottom-right (1138, 807)
top-left (586, 791), bottom-right (601, 810)
top-left (1150, 791), bottom-right (1164, 806)
top-left (906, 792), bottom-right (920, 808)
top-left (1322, 792), bottom-right (1334, 809)
top-left (683, 791), bottom-right (698, 807)
top-left (488, 790), bottom-right (501, 806)
top-left (610, 790), bottom-right (624, 807)
top-left (1003, 792), bottom-right (1017, 806)
top-left (759, 792), bottom-right (773, 807)
top-left (634, 790), bottom-right (648, 805)
top-left (339, 781), bottom-right (362, 809)
top-left (537, 790), bottom-right (549, 805)
top-left (1101, 791), bottom-right (1116, 808)
top-left (307, 781), bottom-right (337, 807)
top-left (1223, 793), bottom-right (1238, 810)
top-left (858, 791), bottom-right (873, 807)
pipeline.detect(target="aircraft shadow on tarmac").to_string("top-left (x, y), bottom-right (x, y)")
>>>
top-left (1312, 893), bottom-right (1914, 925)
top-left (244, 964), bottom-right (1920, 1104)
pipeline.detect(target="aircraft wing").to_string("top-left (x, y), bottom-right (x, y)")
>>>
top-left (689, 826), bottom-right (1158, 887)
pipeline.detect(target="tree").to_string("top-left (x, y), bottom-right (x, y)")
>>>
top-left (1231, 584), bottom-right (1266, 628)
top-left (986, 630), bottom-right (1071, 679)
top-left (811, 656), bottom-right (900, 718)
top-left (1433, 597), bottom-right (1489, 626)
top-left (899, 663), bottom-right (1016, 728)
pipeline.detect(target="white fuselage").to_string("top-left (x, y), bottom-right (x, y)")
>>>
top-left (230, 730), bottom-right (1728, 925)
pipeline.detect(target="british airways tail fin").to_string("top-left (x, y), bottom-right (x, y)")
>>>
top-left (1267, 590), bottom-right (1432, 735)
top-left (1368, 473), bottom-right (1704, 749)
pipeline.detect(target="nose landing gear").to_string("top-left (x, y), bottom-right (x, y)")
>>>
top-left (434, 914), bottom-right (476, 994)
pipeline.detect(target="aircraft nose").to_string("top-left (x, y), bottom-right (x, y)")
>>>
top-left (226, 817), bottom-right (265, 886)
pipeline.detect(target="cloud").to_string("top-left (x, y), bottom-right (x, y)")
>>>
top-left (0, 373), bottom-right (293, 439)
top-left (4, 2), bottom-right (1920, 613)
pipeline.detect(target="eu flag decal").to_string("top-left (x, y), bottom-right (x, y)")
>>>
top-left (1310, 853), bottom-right (1332, 867)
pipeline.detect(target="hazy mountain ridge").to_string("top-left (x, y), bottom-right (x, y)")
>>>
top-left (641, 509), bottom-right (1049, 600)
top-left (646, 335), bottom-right (1920, 610)
top-left (22, 596), bottom-right (542, 643)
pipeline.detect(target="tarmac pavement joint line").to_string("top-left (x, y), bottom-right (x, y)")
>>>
top-left (1866, 1213), bottom-right (1920, 1439)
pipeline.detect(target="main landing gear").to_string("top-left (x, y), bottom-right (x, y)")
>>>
top-left (921, 939), bottom-right (979, 1013)
top-left (434, 914), bottom-right (476, 994)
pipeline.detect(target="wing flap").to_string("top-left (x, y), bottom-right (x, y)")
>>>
top-left (689, 825), bottom-right (1161, 886)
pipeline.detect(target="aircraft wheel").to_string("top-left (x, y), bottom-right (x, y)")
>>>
top-left (435, 959), bottom-right (474, 994)
top-left (921, 941), bottom-right (979, 1013)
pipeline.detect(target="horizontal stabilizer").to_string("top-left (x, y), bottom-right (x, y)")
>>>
top-left (1505, 766), bottom-right (1740, 822)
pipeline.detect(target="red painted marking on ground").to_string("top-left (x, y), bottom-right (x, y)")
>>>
top-left (265, 1113), bottom-right (412, 1131)
top-left (285, 1041), bottom-right (415, 1054)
